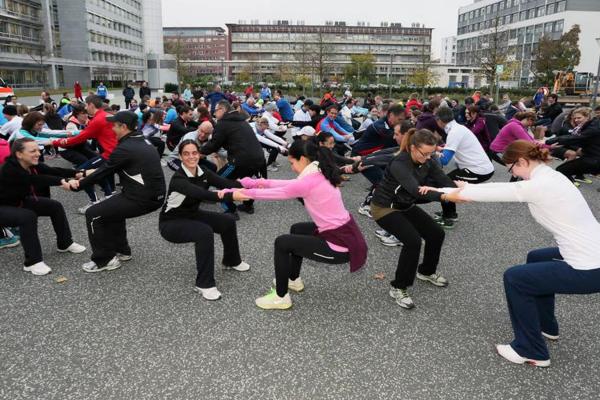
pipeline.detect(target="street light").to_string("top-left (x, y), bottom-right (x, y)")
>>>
top-left (592, 38), bottom-right (600, 108)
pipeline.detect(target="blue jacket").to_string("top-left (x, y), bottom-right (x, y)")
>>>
top-left (96, 85), bottom-right (108, 98)
top-left (276, 98), bottom-right (294, 121)
top-left (317, 116), bottom-right (352, 142)
top-left (260, 87), bottom-right (271, 100)
top-left (351, 117), bottom-right (395, 156)
top-left (241, 102), bottom-right (263, 116)
top-left (164, 108), bottom-right (178, 124)
top-left (206, 91), bottom-right (227, 114)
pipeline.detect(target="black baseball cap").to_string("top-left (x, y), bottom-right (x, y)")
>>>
top-left (2, 105), bottom-right (17, 116)
top-left (106, 111), bottom-right (138, 130)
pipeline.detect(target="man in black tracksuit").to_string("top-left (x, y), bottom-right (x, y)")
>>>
top-left (200, 100), bottom-right (265, 217)
top-left (76, 111), bottom-right (166, 272)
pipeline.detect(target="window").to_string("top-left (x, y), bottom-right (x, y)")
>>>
top-left (557, 1), bottom-right (566, 12)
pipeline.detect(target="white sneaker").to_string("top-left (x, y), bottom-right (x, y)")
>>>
top-left (224, 261), bottom-right (250, 272)
top-left (116, 253), bottom-right (133, 262)
top-left (255, 288), bottom-right (292, 310)
top-left (495, 344), bottom-right (550, 367)
top-left (416, 272), bottom-right (448, 287)
top-left (57, 242), bottom-right (86, 254)
top-left (23, 261), bottom-right (52, 276)
top-left (273, 277), bottom-right (305, 292)
top-left (267, 165), bottom-right (279, 172)
top-left (374, 229), bottom-right (390, 240)
top-left (389, 287), bottom-right (415, 309)
top-left (358, 204), bottom-right (372, 218)
top-left (380, 235), bottom-right (402, 247)
top-left (194, 286), bottom-right (222, 301)
top-left (82, 256), bottom-right (121, 273)
top-left (78, 200), bottom-right (102, 215)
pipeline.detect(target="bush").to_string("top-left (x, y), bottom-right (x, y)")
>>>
top-left (164, 82), bottom-right (179, 93)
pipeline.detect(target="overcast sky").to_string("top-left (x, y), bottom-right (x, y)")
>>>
top-left (162, 0), bottom-right (472, 57)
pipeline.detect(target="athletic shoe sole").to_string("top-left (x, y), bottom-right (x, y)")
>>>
top-left (380, 239), bottom-right (402, 247)
top-left (416, 273), bottom-right (448, 287)
top-left (82, 261), bottom-right (121, 273)
top-left (255, 301), bottom-right (292, 310)
top-left (0, 240), bottom-right (20, 249)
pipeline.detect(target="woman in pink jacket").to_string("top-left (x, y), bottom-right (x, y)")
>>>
top-left (226, 139), bottom-right (368, 310)
top-left (490, 111), bottom-right (550, 154)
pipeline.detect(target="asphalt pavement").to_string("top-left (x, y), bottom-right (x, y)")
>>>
top-left (1, 153), bottom-right (600, 399)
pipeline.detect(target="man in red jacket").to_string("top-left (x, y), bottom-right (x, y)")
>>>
top-left (52, 95), bottom-right (117, 213)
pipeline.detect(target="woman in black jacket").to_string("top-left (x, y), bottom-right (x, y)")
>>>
top-left (371, 129), bottom-right (456, 309)
top-left (0, 138), bottom-right (86, 276)
top-left (159, 140), bottom-right (249, 301)
top-left (547, 114), bottom-right (600, 183)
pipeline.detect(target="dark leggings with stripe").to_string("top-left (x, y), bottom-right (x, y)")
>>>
top-left (274, 222), bottom-right (349, 296)
top-left (218, 163), bottom-right (262, 212)
top-left (441, 168), bottom-right (494, 218)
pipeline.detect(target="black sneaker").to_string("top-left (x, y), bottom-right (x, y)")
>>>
top-left (433, 211), bottom-right (458, 222)
top-left (237, 204), bottom-right (255, 214)
top-left (224, 210), bottom-right (240, 221)
top-left (436, 218), bottom-right (455, 229)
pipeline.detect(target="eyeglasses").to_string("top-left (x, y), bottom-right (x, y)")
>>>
top-left (507, 163), bottom-right (515, 175)
top-left (415, 147), bottom-right (434, 159)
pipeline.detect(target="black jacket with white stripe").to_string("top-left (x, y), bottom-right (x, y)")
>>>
top-left (78, 131), bottom-right (166, 205)
top-left (159, 165), bottom-right (241, 221)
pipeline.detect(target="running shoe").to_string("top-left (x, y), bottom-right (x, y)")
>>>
top-left (23, 261), bottom-right (51, 276)
top-left (223, 261), bottom-right (250, 272)
top-left (358, 204), bottom-right (372, 218)
top-left (436, 218), bottom-right (455, 229)
top-left (389, 287), bottom-right (414, 309)
top-left (380, 235), bottom-right (403, 247)
top-left (78, 200), bottom-right (100, 215)
top-left (116, 253), bottom-right (133, 262)
top-left (57, 242), bottom-right (86, 254)
top-left (255, 288), bottom-right (292, 310)
top-left (267, 165), bottom-right (279, 172)
top-left (237, 204), bottom-right (255, 214)
top-left (374, 229), bottom-right (390, 240)
top-left (194, 286), bottom-right (222, 301)
top-left (574, 176), bottom-right (593, 184)
top-left (433, 211), bottom-right (458, 222)
top-left (0, 236), bottom-right (20, 249)
top-left (495, 344), bottom-right (550, 367)
top-left (416, 272), bottom-right (448, 287)
top-left (273, 277), bottom-right (305, 293)
top-left (82, 256), bottom-right (121, 273)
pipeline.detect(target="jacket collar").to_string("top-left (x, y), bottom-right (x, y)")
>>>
top-left (182, 164), bottom-right (204, 178)
top-left (298, 161), bottom-right (320, 179)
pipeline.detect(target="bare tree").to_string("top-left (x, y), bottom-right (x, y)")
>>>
top-left (164, 33), bottom-right (192, 83)
top-left (408, 38), bottom-right (438, 98)
top-left (310, 33), bottom-right (333, 93)
top-left (28, 46), bottom-right (52, 87)
top-left (476, 17), bottom-right (510, 98)
top-left (293, 38), bottom-right (314, 95)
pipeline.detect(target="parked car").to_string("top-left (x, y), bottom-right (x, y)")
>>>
top-left (0, 78), bottom-right (14, 100)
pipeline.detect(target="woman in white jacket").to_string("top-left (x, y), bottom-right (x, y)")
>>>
top-left (434, 140), bottom-right (600, 368)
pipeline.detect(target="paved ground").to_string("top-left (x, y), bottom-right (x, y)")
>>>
top-left (1, 150), bottom-right (600, 399)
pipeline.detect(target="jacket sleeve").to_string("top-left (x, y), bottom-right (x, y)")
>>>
top-left (200, 128), bottom-right (226, 155)
top-left (241, 178), bottom-right (311, 200)
top-left (78, 144), bottom-right (128, 188)
top-left (37, 163), bottom-right (78, 179)
top-left (169, 173), bottom-right (230, 203)
top-left (388, 160), bottom-right (447, 203)
top-left (204, 168), bottom-right (243, 190)
top-left (53, 117), bottom-right (100, 148)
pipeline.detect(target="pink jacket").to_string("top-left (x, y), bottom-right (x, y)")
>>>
top-left (490, 118), bottom-right (550, 153)
top-left (0, 139), bottom-right (9, 164)
top-left (231, 171), bottom-right (351, 251)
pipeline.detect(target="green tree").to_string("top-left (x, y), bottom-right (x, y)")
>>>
top-left (532, 25), bottom-right (581, 86)
top-left (408, 40), bottom-right (438, 97)
top-left (164, 33), bottom-right (191, 82)
top-left (344, 53), bottom-right (375, 84)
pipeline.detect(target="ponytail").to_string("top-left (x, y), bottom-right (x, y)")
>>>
top-left (288, 139), bottom-right (341, 187)
top-left (502, 140), bottom-right (551, 164)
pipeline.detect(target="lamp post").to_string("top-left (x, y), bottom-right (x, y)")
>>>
top-left (591, 38), bottom-right (600, 108)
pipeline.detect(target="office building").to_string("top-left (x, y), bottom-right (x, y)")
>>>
top-left (440, 36), bottom-right (457, 65)
top-left (163, 27), bottom-right (228, 76)
top-left (225, 21), bottom-right (432, 84)
top-left (456, 0), bottom-right (600, 86)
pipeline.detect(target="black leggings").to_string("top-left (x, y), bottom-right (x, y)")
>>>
top-left (218, 163), bottom-right (262, 212)
top-left (375, 206), bottom-right (445, 289)
top-left (85, 194), bottom-right (162, 266)
top-left (556, 157), bottom-right (600, 182)
top-left (274, 222), bottom-right (349, 296)
top-left (159, 210), bottom-right (242, 288)
top-left (0, 197), bottom-right (73, 266)
top-left (262, 143), bottom-right (279, 166)
top-left (147, 136), bottom-right (166, 158)
top-left (441, 168), bottom-right (493, 217)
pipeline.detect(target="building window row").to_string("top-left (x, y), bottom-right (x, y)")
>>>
top-left (232, 32), bottom-right (429, 43)
top-left (458, 0), bottom-right (566, 34)
top-left (87, 12), bottom-right (142, 38)
top-left (0, 19), bottom-right (41, 42)
top-left (91, 0), bottom-right (142, 24)
top-left (91, 50), bottom-right (143, 66)
top-left (0, 41), bottom-right (41, 55)
top-left (0, 0), bottom-right (40, 20)
top-left (90, 31), bottom-right (143, 53)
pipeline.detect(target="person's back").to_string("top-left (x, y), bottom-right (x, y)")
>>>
top-left (491, 118), bottom-right (529, 153)
top-left (276, 97), bottom-right (294, 121)
top-left (483, 112), bottom-right (507, 141)
top-left (445, 120), bottom-right (494, 175)
top-left (203, 111), bottom-right (264, 167)
top-left (111, 132), bottom-right (165, 203)
top-left (352, 117), bottom-right (395, 156)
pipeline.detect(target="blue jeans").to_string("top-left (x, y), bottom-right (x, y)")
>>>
top-left (503, 247), bottom-right (600, 360)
